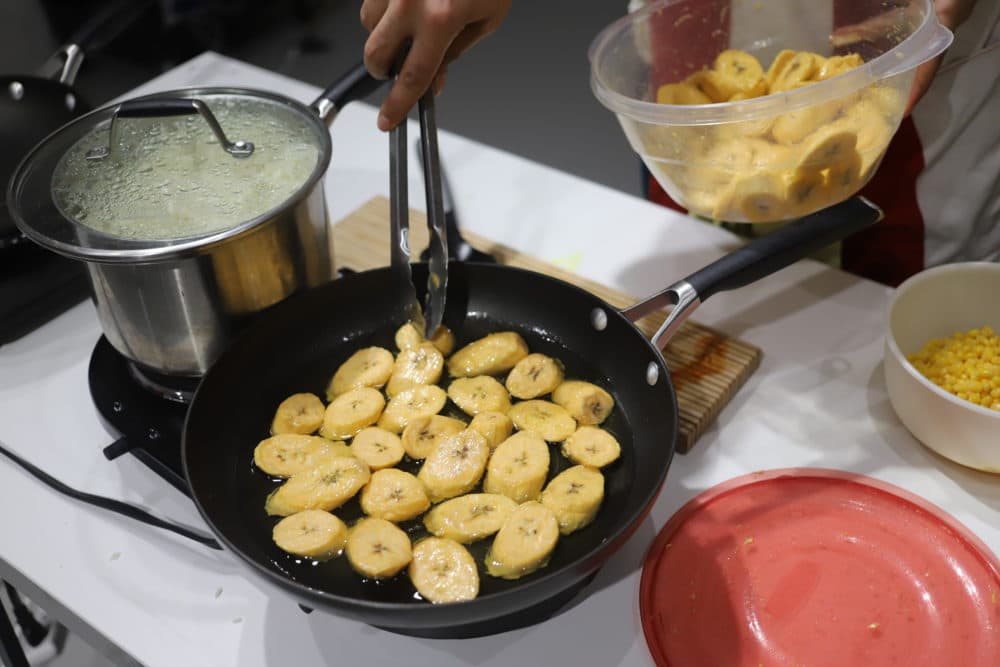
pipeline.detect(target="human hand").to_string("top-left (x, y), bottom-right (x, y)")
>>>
top-left (360, 0), bottom-right (512, 131)
top-left (905, 0), bottom-right (977, 113)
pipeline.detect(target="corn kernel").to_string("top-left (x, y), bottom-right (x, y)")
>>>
top-left (907, 326), bottom-right (1000, 411)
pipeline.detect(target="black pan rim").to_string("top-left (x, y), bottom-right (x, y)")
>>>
top-left (182, 262), bottom-right (678, 618)
top-left (0, 75), bottom-right (91, 244)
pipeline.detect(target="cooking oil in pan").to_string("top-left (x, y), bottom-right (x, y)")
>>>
top-left (241, 315), bottom-right (635, 605)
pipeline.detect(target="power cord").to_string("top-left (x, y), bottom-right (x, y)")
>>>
top-left (0, 439), bottom-right (221, 551)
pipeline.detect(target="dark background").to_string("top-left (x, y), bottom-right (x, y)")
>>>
top-left (1, 0), bottom-right (643, 196)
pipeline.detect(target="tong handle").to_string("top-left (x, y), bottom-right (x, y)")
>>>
top-left (389, 115), bottom-right (409, 269)
top-left (417, 90), bottom-right (449, 337)
top-left (418, 93), bottom-right (447, 257)
top-left (388, 47), bottom-right (412, 274)
top-left (388, 67), bottom-right (426, 333)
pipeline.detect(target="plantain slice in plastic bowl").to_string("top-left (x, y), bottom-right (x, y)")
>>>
top-left (713, 171), bottom-right (789, 223)
top-left (687, 69), bottom-right (742, 103)
top-left (825, 150), bottom-right (864, 200)
top-left (797, 126), bottom-right (860, 173)
top-left (771, 102), bottom-right (842, 145)
top-left (655, 81), bottom-right (712, 105)
top-left (783, 169), bottom-right (831, 220)
top-left (816, 53), bottom-right (864, 81)
top-left (713, 49), bottom-right (765, 85)
top-left (769, 51), bottom-right (822, 93)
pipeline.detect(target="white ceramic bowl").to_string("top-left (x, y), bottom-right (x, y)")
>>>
top-left (884, 262), bottom-right (1000, 473)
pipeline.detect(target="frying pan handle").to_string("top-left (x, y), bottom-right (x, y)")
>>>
top-left (53, 45), bottom-right (85, 87)
top-left (67, 0), bottom-right (155, 53)
top-left (84, 98), bottom-right (255, 161)
top-left (51, 0), bottom-right (156, 85)
top-left (310, 63), bottom-right (386, 122)
top-left (687, 196), bottom-right (884, 299)
top-left (621, 196), bottom-right (884, 350)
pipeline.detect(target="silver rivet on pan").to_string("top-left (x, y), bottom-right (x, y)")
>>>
top-left (646, 362), bottom-right (660, 386)
top-left (9, 81), bottom-right (24, 101)
top-left (65, 93), bottom-right (76, 111)
top-left (590, 308), bottom-right (607, 331)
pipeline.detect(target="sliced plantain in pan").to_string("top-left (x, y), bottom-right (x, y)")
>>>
top-left (265, 456), bottom-right (371, 516)
top-left (422, 493), bottom-right (518, 544)
top-left (561, 427), bottom-right (621, 469)
top-left (409, 537), bottom-right (479, 603)
top-left (485, 501), bottom-right (560, 580)
top-left (395, 322), bottom-right (424, 352)
top-left (272, 509), bottom-right (349, 560)
top-left (551, 381), bottom-right (615, 426)
top-left (467, 410), bottom-right (514, 449)
top-left (447, 375), bottom-right (512, 416)
top-left (447, 331), bottom-right (529, 378)
top-left (253, 434), bottom-right (351, 477)
top-left (505, 353), bottom-right (564, 400)
top-left (540, 465), bottom-right (605, 535)
top-left (395, 322), bottom-right (456, 357)
top-left (386, 342), bottom-right (445, 397)
top-left (400, 414), bottom-right (467, 460)
top-left (271, 392), bottom-right (326, 435)
top-left (508, 400), bottom-right (577, 442)
top-left (320, 387), bottom-right (386, 440)
top-left (378, 385), bottom-right (448, 434)
top-left (345, 518), bottom-right (413, 579)
top-left (326, 347), bottom-right (394, 400)
top-left (349, 427), bottom-right (405, 470)
top-left (360, 468), bottom-right (431, 522)
top-left (417, 429), bottom-right (491, 503)
top-left (483, 431), bottom-right (551, 503)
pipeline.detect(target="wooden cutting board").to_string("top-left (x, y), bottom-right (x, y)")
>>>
top-left (332, 197), bottom-right (762, 453)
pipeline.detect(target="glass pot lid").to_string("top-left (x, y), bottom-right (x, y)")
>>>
top-left (7, 88), bottom-right (332, 263)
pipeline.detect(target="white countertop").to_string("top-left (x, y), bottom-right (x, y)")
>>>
top-left (1, 52), bottom-right (998, 667)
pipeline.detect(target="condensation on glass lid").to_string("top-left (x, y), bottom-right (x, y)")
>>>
top-left (50, 97), bottom-right (321, 241)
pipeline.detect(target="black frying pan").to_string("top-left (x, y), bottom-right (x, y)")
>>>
top-left (0, 0), bottom-right (153, 248)
top-left (183, 197), bottom-right (883, 638)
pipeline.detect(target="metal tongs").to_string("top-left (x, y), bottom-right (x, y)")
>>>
top-left (389, 89), bottom-right (449, 339)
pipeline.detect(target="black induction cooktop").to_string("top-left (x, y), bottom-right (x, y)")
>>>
top-left (88, 336), bottom-right (193, 494)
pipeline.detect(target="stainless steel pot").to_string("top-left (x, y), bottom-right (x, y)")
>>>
top-left (7, 64), bottom-right (382, 377)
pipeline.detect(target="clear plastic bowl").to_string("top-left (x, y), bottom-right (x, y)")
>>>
top-left (589, 0), bottom-right (952, 223)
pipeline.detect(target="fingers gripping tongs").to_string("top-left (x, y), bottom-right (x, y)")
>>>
top-left (389, 88), bottom-right (449, 339)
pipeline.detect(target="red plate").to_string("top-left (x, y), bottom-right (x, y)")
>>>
top-left (640, 469), bottom-right (1000, 667)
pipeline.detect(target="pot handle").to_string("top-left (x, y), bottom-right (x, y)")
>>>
top-left (310, 62), bottom-right (386, 122)
top-left (84, 98), bottom-right (254, 162)
top-left (618, 196), bottom-right (884, 350)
